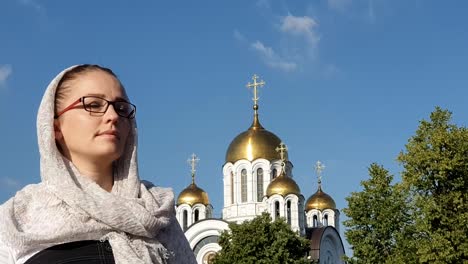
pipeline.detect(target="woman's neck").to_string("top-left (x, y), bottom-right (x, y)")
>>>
top-left (70, 158), bottom-right (114, 192)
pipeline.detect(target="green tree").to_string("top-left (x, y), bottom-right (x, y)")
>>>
top-left (212, 212), bottom-right (310, 264)
top-left (398, 107), bottom-right (468, 263)
top-left (343, 163), bottom-right (415, 264)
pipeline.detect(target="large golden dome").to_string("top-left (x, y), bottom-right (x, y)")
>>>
top-left (266, 170), bottom-right (301, 197)
top-left (225, 110), bottom-right (287, 163)
top-left (177, 183), bottom-right (210, 206)
top-left (305, 186), bottom-right (336, 211)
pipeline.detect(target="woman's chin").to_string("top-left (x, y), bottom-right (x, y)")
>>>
top-left (91, 148), bottom-right (123, 162)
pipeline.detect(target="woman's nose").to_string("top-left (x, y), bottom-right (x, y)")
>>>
top-left (104, 104), bottom-right (120, 123)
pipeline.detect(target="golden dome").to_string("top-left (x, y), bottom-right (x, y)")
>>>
top-left (305, 186), bottom-right (336, 211)
top-left (225, 111), bottom-right (287, 163)
top-left (266, 170), bottom-right (301, 197)
top-left (177, 183), bottom-right (210, 206)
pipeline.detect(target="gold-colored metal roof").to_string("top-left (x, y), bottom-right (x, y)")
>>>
top-left (305, 186), bottom-right (336, 211)
top-left (266, 170), bottom-right (301, 197)
top-left (177, 183), bottom-right (210, 206)
top-left (225, 111), bottom-right (287, 163)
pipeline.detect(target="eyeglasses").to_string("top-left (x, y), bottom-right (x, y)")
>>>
top-left (54, 96), bottom-right (136, 119)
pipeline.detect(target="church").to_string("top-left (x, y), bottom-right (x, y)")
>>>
top-left (175, 75), bottom-right (345, 264)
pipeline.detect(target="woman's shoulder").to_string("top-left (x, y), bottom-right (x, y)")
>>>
top-left (0, 240), bottom-right (15, 264)
top-left (1, 183), bottom-right (46, 208)
top-left (141, 180), bottom-right (174, 197)
top-left (140, 180), bottom-right (177, 210)
top-left (0, 183), bottom-right (52, 228)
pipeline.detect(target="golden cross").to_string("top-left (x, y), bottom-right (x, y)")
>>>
top-left (275, 142), bottom-right (288, 161)
top-left (315, 161), bottom-right (325, 185)
top-left (246, 74), bottom-right (265, 106)
top-left (187, 153), bottom-right (200, 183)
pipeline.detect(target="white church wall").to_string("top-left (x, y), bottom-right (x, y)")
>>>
top-left (268, 194), bottom-right (285, 220)
top-left (284, 194), bottom-right (305, 235)
top-left (252, 159), bottom-right (270, 202)
top-left (222, 163), bottom-right (233, 207)
top-left (322, 209), bottom-right (332, 227)
top-left (306, 209), bottom-right (321, 228)
top-left (176, 204), bottom-right (193, 230)
top-left (223, 159), bottom-right (288, 223)
top-left (196, 243), bottom-right (221, 264)
top-left (305, 208), bottom-right (339, 230)
top-left (192, 204), bottom-right (206, 222)
top-left (234, 160), bottom-right (251, 203)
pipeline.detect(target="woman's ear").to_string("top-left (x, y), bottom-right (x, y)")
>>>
top-left (54, 119), bottom-right (63, 141)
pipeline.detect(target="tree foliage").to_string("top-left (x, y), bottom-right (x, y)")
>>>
top-left (398, 107), bottom-right (468, 263)
top-left (344, 107), bottom-right (467, 263)
top-left (212, 212), bottom-right (310, 264)
top-left (343, 163), bottom-right (415, 264)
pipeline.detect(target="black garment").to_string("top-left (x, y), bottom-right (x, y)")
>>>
top-left (24, 240), bottom-right (115, 264)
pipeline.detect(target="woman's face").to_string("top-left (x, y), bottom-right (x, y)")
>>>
top-left (54, 70), bottom-right (131, 164)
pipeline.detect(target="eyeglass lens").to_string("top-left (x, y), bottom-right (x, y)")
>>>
top-left (83, 97), bottom-right (135, 118)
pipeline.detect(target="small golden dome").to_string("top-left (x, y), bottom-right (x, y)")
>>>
top-left (266, 170), bottom-right (301, 197)
top-left (305, 186), bottom-right (336, 211)
top-left (226, 111), bottom-right (287, 163)
top-left (177, 183), bottom-right (210, 206)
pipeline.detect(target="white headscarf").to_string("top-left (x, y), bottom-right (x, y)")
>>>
top-left (0, 65), bottom-right (196, 264)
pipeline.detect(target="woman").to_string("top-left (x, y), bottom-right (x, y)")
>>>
top-left (0, 65), bottom-right (197, 264)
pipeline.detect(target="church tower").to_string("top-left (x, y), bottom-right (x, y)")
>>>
top-left (264, 142), bottom-right (305, 235)
top-left (176, 154), bottom-right (213, 231)
top-left (222, 75), bottom-right (293, 223)
top-left (305, 161), bottom-right (339, 232)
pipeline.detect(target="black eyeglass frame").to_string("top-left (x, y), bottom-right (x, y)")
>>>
top-left (54, 96), bottom-right (136, 119)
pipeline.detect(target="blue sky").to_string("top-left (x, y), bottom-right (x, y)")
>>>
top-left (1, 0), bottom-right (467, 254)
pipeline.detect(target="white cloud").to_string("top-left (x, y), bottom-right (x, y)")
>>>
top-left (328, 0), bottom-right (352, 12)
top-left (0, 65), bottom-right (12, 88)
top-left (234, 13), bottom-right (322, 73)
top-left (233, 29), bottom-right (248, 44)
top-left (251, 41), bottom-right (297, 72)
top-left (280, 14), bottom-right (320, 45)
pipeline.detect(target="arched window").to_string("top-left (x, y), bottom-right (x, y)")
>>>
top-left (286, 200), bottom-right (291, 225)
top-left (183, 210), bottom-right (188, 231)
top-left (274, 201), bottom-right (280, 219)
top-left (272, 168), bottom-right (277, 179)
top-left (313, 215), bottom-right (318, 227)
top-left (241, 169), bottom-right (247, 202)
top-left (256, 168), bottom-right (264, 202)
top-left (194, 209), bottom-right (199, 222)
top-left (324, 214), bottom-right (328, 226)
top-left (230, 171), bottom-right (234, 204)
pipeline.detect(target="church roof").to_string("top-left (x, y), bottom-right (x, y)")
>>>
top-left (225, 109), bottom-right (286, 163)
top-left (177, 182), bottom-right (210, 206)
top-left (266, 167), bottom-right (301, 197)
top-left (225, 75), bottom-right (286, 164)
top-left (177, 154), bottom-right (210, 206)
top-left (305, 226), bottom-right (345, 262)
top-left (305, 185), bottom-right (336, 211)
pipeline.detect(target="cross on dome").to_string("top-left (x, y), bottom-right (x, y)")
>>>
top-left (315, 160), bottom-right (325, 186)
top-left (246, 74), bottom-right (265, 107)
top-left (276, 142), bottom-right (288, 174)
top-left (187, 153), bottom-right (200, 184)
top-left (275, 142), bottom-right (288, 162)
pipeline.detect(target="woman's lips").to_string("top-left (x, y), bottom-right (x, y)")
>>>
top-left (98, 130), bottom-right (120, 140)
